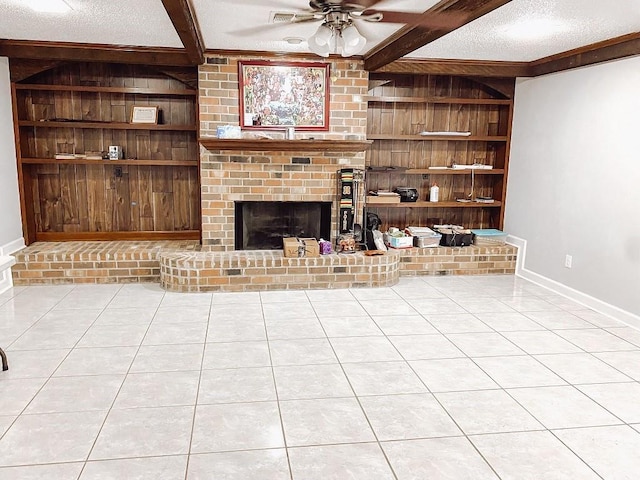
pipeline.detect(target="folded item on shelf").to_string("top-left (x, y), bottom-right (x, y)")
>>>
top-left (419, 131), bottom-right (472, 136)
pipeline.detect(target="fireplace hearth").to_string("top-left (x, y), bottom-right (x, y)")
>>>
top-left (235, 201), bottom-right (332, 250)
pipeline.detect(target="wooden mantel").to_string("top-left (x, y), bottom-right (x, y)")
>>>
top-left (199, 138), bottom-right (372, 153)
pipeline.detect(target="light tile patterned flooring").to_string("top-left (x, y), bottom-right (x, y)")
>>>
top-left (0, 275), bottom-right (639, 479)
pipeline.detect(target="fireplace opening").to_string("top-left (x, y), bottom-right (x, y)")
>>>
top-left (235, 201), bottom-right (332, 250)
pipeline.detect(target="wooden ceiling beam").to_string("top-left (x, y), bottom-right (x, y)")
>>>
top-left (363, 0), bottom-right (513, 71)
top-left (372, 58), bottom-right (530, 77)
top-left (0, 40), bottom-right (192, 66)
top-left (161, 0), bottom-right (205, 65)
top-left (529, 32), bottom-right (640, 77)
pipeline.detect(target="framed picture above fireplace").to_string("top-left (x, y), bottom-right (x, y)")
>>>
top-left (238, 60), bottom-right (330, 131)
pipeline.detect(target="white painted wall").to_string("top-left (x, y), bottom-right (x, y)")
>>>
top-left (0, 57), bottom-right (24, 254)
top-left (505, 56), bottom-right (640, 317)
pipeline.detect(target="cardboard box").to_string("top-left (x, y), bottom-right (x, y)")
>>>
top-left (366, 195), bottom-right (400, 204)
top-left (283, 237), bottom-right (320, 258)
top-left (383, 233), bottom-right (414, 249)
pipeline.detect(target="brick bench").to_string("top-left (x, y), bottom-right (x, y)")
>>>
top-left (160, 250), bottom-right (402, 292)
top-left (398, 245), bottom-right (517, 276)
top-left (11, 241), bottom-right (200, 285)
top-left (12, 241), bottom-right (517, 289)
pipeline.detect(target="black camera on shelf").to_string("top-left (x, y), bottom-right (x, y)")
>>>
top-left (393, 187), bottom-right (419, 202)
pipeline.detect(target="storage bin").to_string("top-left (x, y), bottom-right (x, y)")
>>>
top-left (414, 234), bottom-right (442, 247)
top-left (471, 229), bottom-right (508, 246)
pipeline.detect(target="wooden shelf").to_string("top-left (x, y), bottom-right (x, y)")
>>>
top-left (368, 168), bottom-right (505, 175)
top-left (368, 134), bottom-right (508, 142)
top-left (200, 138), bottom-right (373, 152)
top-left (21, 158), bottom-right (198, 167)
top-left (19, 121), bottom-right (197, 131)
top-left (365, 96), bottom-right (511, 105)
top-left (15, 84), bottom-right (196, 96)
top-left (366, 201), bottom-right (502, 208)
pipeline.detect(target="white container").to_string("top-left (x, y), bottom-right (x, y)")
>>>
top-left (429, 184), bottom-right (439, 202)
top-left (285, 127), bottom-right (295, 140)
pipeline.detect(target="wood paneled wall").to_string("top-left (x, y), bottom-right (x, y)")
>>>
top-left (14, 63), bottom-right (200, 241)
top-left (28, 164), bottom-right (199, 234)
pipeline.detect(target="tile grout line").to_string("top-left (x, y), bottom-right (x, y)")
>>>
top-left (261, 290), bottom-right (295, 480)
top-left (183, 292), bottom-right (215, 480)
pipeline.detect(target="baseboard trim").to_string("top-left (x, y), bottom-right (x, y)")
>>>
top-left (0, 237), bottom-right (23, 294)
top-left (0, 256), bottom-right (16, 295)
top-left (0, 271), bottom-right (12, 295)
top-left (507, 235), bottom-right (640, 329)
top-left (1, 237), bottom-right (25, 255)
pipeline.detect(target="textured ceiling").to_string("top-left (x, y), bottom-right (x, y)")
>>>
top-left (0, 0), bottom-right (638, 62)
top-left (408, 0), bottom-right (640, 61)
top-left (0, 0), bottom-right (183, 48)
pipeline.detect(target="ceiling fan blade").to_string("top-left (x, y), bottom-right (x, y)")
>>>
top-left (363, 9), bottom-right (466, 28)
top-left (342, 0), bottom-right (387, 8)
top-left (229, 16), bottom-right (322, 36)
top-left (225, 0), bottom-right (312, 10)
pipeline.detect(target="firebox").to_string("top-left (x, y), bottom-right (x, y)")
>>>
top-left (234, 201), bottom-right (332, 250)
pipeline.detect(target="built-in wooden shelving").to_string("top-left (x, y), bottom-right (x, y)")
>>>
top-left (13, 63), bottom-right (201, 245)
top-left (365, 73), bottom-right (514, 230)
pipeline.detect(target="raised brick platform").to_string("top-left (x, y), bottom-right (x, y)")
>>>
top-left (160, 250), bottom-right (402, 292)
top-left (399, 245), bottom-right (517, 276)
top-left (12, 241), bottom-right (518, 289)
top-left (11, 241), bottom-right (200, 285)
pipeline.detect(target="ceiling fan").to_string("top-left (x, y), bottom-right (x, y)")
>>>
top-left (233, 0), bottom-right (462, 58)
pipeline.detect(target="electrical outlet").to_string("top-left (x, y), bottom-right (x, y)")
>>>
top-left (114, 166), bottom-right (123, 178)
top-left (564, 254), bottom-right (572, 268)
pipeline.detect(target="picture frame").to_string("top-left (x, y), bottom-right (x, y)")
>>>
top-left (238, 60), bottom-right (330, 131)
top-left (130, 106), bottom-right (159, 124)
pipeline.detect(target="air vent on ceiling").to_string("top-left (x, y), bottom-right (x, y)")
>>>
top-left (271, 11), bottom-right (297, 23)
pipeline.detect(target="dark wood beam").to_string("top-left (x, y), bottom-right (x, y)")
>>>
top-left (373, 58), bottom-right (530, 78)
top-left (364, 0), bottom-right (513, 71)
top-left (0, 40), bottom-right (192, 66)
top-left (529, 32), bottom-right (640, 77)
top-left (161, 0), bottom-right (205, 65)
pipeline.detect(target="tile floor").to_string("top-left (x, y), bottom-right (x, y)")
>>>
top-left (0, 275), bottom-right (639, 479)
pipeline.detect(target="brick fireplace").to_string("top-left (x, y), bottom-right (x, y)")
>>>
top-left (198, 54), bottom-right (368, 251)
top-left (11, 54), bottom-right (517, 290)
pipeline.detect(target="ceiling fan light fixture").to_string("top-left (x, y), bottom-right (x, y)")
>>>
top-left (340, 23), bottom-right (366, 57)
top-left (308, 23), bottom-right (333, 57)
